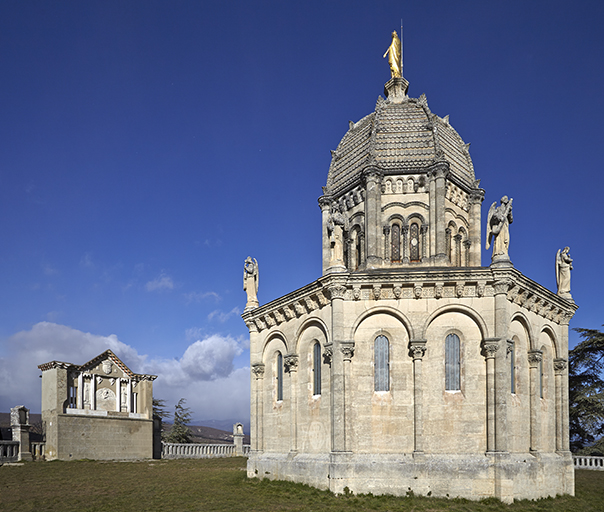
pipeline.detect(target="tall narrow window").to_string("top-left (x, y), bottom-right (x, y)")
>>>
top-left (276, 352), bottom-right (283, 401)
top-left (391, 224), bottom-right (400, 262)
top-left (313, 342), bottom-right (321, 395)
top-left (68, 385), bottom-right (77, 409)
top-left (409, 223), bottom-right (420, 262)
top-left (510, 341), bottom-right (516, 394)
top-left (374, 335), bottom-right (390, 391)
top-left (445, 334), bottom-right (461, 391)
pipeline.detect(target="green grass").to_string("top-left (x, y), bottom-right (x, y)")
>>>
top-left (0, 458), bottom-right (603, 512)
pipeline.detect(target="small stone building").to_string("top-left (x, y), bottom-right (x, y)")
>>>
top-left (242, 74), bottom-right (578, 502)
top-left (39, 349), bottom-right (156, 460)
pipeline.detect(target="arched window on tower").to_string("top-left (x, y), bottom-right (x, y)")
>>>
top-left (409, 222), bottom-right (420, 262)
top-left (276, 352), bottom-right (283, 401)
top-left (313, 342), bottom-right (321, 396)
top-left (391, 224), bottom-right (401, 262)
top-left (374, 335), bottom-right (390, 392)
top-left (445, 334), bottom-right (461, 391)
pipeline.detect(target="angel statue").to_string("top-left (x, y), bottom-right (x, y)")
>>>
top-left (383, 31), bottom-right (402, 78)
top-left (486, 196), bottom-right (513, 263)
top-left (556, 247), bottom-right (573, 300)
top-left (243, 256), bottom-right (259, 311)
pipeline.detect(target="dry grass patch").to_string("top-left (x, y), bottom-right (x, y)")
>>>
top-left (0, 458), bottom-right (602, 512)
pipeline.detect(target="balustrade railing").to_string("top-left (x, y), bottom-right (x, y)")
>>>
top-left (0, 441), bottom-right (20, 462)
top-left (31, 442), bottom-right (45, 460)
top-left (574, 455), bottom-right (604, 470)
top-left (162, 442), bottom-right (250, 459)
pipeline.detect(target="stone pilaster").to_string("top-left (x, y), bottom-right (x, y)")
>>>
top-left (319, 195), bottom-right (332, 275)
top-left (328, 282), bottom-right (350, 452)
top-left (251, 362), bottom-right (265, 452)
top-left (468, 188), bottom-right (484, 266)
top-left (285, 354), bottom-right (299, 452)
top-left (428, 162), bottom-right (449, 263)
top-left (493, 278), bottom-right (511, 452)
top-left (409, 340), bottom-right (427, 453)
top-left (554, 358), bottom-right (568, 452)
top-left (363, 168), bottom-right (383, 269)
top-left (481, 338), bottom-right (499, 452)
top-left (528, 350), bottom-right (543, 452)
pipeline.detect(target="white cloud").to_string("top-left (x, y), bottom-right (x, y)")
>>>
top-left (79, 252), bottom-right (95, 269)
top-left (183, 291), bottom-right (220, 304)
top-left (0, 322), bottom-right (250, 425)
top-left (145, 273), bottom-right (174, 292)
top-left (42, 264), bottom-right (58, 276)
top-left (207, 307), bottom-right (241, 323)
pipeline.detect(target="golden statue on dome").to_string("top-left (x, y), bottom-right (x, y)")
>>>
top-left (383, 31), bottom-right (402, 78)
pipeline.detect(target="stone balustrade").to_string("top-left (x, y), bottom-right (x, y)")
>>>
top-left (161, 442), bottom-right (250, 459)
top-left (574, 455), bottom-right (604, 470)
top-left (0, 441), bottom-right (20, 462)
top-left (31, 442), bottom-right (46, 460)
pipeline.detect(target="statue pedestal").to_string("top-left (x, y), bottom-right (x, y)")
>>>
top-left (490, 255), bottom-right (513, 269)
top-left (384, 77), bottom-right (409, 103)
top-left (244, 300), bottom-right (259, 313)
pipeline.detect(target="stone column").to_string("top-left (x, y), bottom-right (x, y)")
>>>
top-left (420, 224), bottom-right (428, 261)
top-left (463, 240), bottom-right (472, 267)
top-left (468, 189), bottom-right (484, 266)
top-left (409, 340), bottom-right (427, 453)
top-left (482, 339), bottom-right (499, 452)
top-left (528, 350), bottom-right (543, 452)
top-left (432, 163), bottom-right (449, 263)
top-left (454, 234), bottom-right (462, 266)
top-left (11, 406), bottom-right (32, 461)
top-left (445, 228), bottom-right (452, 263)
top-left (115, 379), bottom-right (121, 412)
top-left (383, 226), bottom-right (390, 261)
top-left (77, 372), bottom-right (83, 409)
top-left (401, 226), bottom-right (409, 263)
top-left (428, 172), bottom-right (436, 258)
top-left (493, 278), bottom-right (511, 452)
top-left (285, 354), bottom-right (299, 452)
top-left (358, 232), bottom-right (365, 268)
top-left (319, 196), bottom-right (332, 275)
top-left (251, 362), bottom-right (265, 452)
top-left (126, 379), bottom-right (132, 413)
top-left (91, 375), bottom-right (96, 410)
top-left (554, 358), bottom-right (567, 452)
top-left (363, 168), bottom-right (383, 269)
top-left (329, 282), bottom-right (349, 452)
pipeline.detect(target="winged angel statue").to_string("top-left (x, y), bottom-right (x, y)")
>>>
top-left (486, 196), bottom-right (513, 261)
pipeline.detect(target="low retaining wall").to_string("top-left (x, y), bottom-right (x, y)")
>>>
top-left (162, 442), bottom-right (250, 459)
top-left (574, 455), bottom-right (604, 470)
top-left (0, 441), bottom-right (19, 462)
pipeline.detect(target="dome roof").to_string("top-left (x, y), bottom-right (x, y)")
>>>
top-left (325, 79), bottom-right (475, 197)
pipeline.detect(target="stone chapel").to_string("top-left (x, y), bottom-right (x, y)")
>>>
top-left (242, 60), bottom-right (578, 502)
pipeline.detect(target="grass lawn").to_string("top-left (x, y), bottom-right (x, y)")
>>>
top-left (1, 458), bottom-right (603, 512)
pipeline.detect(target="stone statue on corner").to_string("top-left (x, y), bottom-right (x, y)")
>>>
top-left (243, 256), bottom-right (259, 312)
top-left (327, 204), bottom-right (347, 272)
top-left (486, 195), bottom-right (513, 264)
top-left (556, 246), bottom-right (573, 300)
top-left (383, 31), bottom-right (402, 78)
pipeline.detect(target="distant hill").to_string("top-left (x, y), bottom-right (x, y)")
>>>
top-left (1, 412), bottom-right (249, 445)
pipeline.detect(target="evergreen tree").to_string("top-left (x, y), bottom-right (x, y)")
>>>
top-left (152, 398), bottom-right (170, 441)
top-left (569, 327), bottom-right (604, 454)
top-left (165, 398), bottom-right (193, 443)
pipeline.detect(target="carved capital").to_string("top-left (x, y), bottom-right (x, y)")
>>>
top-left (284, 355), bottom-right (299, 373)
top-left (468, 189), bottom-right (485, 205)
top-left (409, 340), bottom-right (427, 360)
top-left (252, 363), bottom-right (265, 378)
top-left (328, 284), bottom-right (347, 300)
top-left (383, 226), bottom-right (390, 236)
top-left (363, 167), bottom-right (383, 184)
top-left (554, 358), bottom-right (567, 373)
top-left (493, 279), bottom-right (512, 295)
top-left (453, 234), bottom-right (462, 243)
top-left (322, 345), bottom-right (333, 366)
top-left (341, 343), bottom-right (355, 361)
top-left (528, 350), bottom-right (543, 366)
top-left (507, 339), bottom-right (514, 356)
top-left (481, 338), bottom-right (499, 359)
top-left (420, 224), bottom-right (429, 235)
top-left (318, 195), bottom-right (332, 210)
top-left (463, 239), bottom-right (472, 249)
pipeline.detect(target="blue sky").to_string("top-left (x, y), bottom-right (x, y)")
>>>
top-left (1, 1), bottom-right (603, 425)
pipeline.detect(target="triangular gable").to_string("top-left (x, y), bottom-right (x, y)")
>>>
top-left (38, 349), bottom-right (157, 381)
